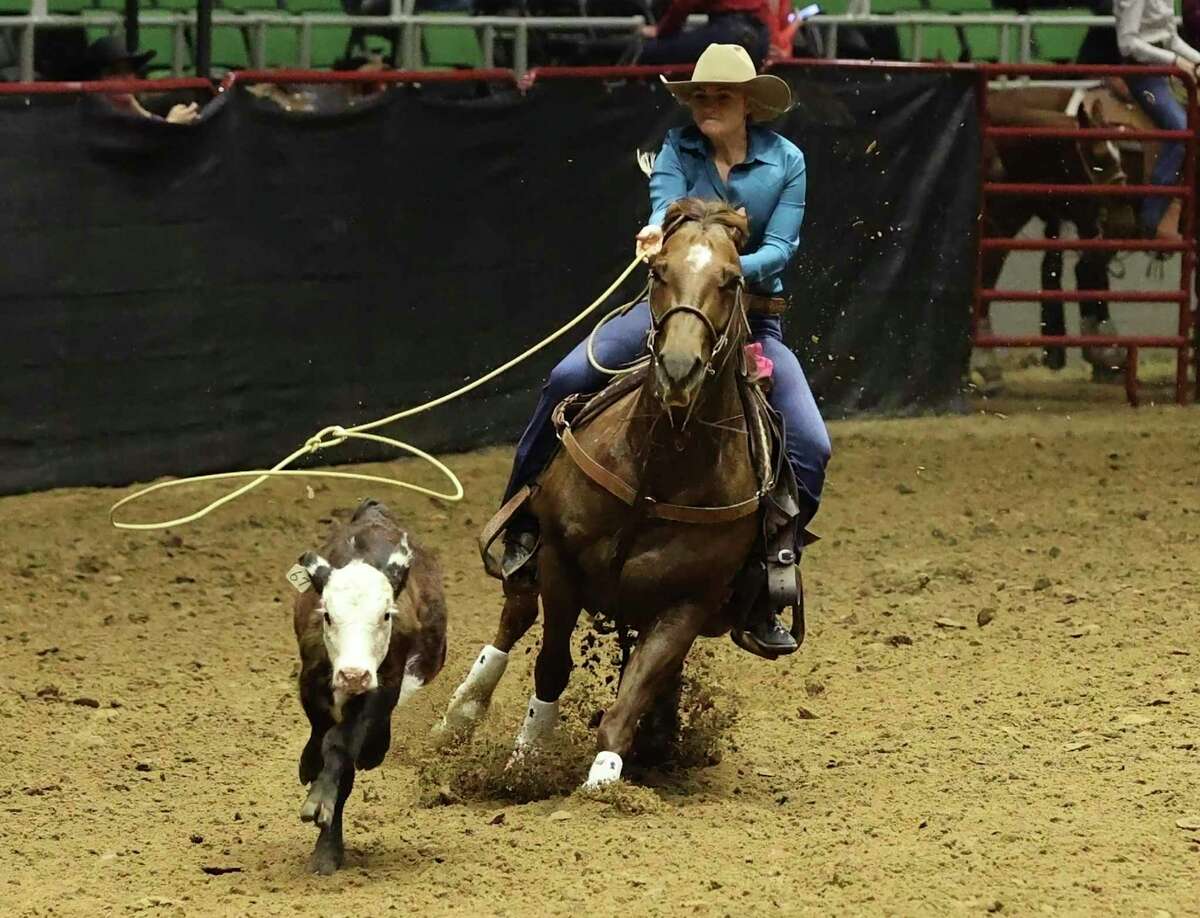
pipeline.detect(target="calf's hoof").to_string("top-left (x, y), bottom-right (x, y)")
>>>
top-left (308, 837), bottom-right (344, 876)
top-left (300, 781), bottom-right (336, 828)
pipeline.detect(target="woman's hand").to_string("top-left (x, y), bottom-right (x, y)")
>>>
top-left (636, 224), bottom-right (663, 260)
top-left (1173, 56), bottom-right (1200, 82)
top-left (166, 102), bottom-right (200, 125)
top-left (641, 24), bottom-right (658, 39)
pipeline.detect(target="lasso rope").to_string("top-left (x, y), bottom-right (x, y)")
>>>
top-left (109, 256), bottom-right (645, 531)
top-left (585, 280), bottom-right (651, 377)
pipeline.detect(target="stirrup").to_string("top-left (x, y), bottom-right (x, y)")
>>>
top-left (500, 529), bottom-right (539, 588)
top-left (731, 613), bottom-right (799, 661)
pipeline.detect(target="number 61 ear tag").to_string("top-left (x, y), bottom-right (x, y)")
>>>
top-left (286, 563), bottom-right (312, 593)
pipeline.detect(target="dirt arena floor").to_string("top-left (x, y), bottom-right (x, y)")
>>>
top-left (3, 366), bottom-right (1199, 917)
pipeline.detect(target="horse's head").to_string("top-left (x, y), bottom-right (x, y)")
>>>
top-left (1077, 98), bottom-right (1139, 240)
top-left (647, 198), bottom-right (749, 410)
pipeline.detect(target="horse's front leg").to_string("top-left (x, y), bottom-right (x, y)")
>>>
top-left (434, 585), bottom-right (539, 743)
top-left (586, 603), bottom-right (705, 788)
top-left (511, 547), bottom-right (580, 759)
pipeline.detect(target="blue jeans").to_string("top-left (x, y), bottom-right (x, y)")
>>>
top-left (503, 303), bottom-right (832, 527)
top-left (1125, 73), bottom-right (1187, 234)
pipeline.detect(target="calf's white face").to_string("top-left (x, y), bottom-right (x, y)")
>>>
top-left (300, 537), bottom-right (412, 698)
top-left (321, 560), bottom-right (394, 695)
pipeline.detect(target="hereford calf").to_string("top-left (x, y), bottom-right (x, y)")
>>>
top-left (292, 497), bottom-right (446, 875)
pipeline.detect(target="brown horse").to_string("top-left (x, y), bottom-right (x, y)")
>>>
top-left (975, 85), bottom-right (1139, 386)
top-left (436, 198), bottom-right (783, 786)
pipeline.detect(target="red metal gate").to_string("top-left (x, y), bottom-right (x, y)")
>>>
top-left (973, 63), bottom-right (1198, 406)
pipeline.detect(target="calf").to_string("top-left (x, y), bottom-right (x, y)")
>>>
top-left (291, 497), bottom-right (446, 875)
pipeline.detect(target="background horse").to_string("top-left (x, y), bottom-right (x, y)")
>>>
top-left (976, 85), bottom-right (1140, 386)
top-left (437, 198), bottom-right (781, 786)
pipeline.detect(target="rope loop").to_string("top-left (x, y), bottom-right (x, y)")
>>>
top-left (109, 256), bottom-right (645, 532)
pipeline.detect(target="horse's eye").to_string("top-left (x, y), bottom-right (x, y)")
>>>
top-left (323, 612), bottom-right (332, 626)
top-left (383, 611), bottom-right (391, 623)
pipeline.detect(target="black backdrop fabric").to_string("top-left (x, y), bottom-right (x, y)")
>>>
top-left (0, 68), bottom-right (978, 496)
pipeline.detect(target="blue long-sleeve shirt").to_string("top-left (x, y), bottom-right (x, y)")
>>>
top-left (649, 124), bottom-right (807, 296)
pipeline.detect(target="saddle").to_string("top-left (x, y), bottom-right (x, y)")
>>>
top-left (1078, 85), bottom-right (1160, 176)
top-left (477, 365), bottom-right (810, 649)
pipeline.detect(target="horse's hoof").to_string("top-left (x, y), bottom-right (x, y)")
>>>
top-left (514, 695), bottom-right (559, 752)
top-left (583, 751), bottom-right (623, 789)
top-left (432, 646), bottom-right (510, 746)
top-left (300, 783), bottom-right (336, 828)
top-left (432, 700), bottom-right (487, 745)
top-left (308, 840), bottom-right (344, 875)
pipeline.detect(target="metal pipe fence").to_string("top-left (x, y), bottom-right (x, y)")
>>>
top-left (4, 7), bottom-right (1181, 81)
top-left (0, 9), bottom-right (647, 80)
top-left (972, 62), bottom-right (1198, 407)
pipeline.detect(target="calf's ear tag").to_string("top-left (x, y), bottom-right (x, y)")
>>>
top-left (286, 563), bottom-right (312, 593)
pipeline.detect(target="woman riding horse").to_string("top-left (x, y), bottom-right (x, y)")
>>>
top-left (1116, 0), bottom-right (1200, 240)
top-left (500, 43), bottom-right (831, 658)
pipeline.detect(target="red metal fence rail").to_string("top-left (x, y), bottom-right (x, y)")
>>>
top-left (973, 62), bottom-right (1198, 406)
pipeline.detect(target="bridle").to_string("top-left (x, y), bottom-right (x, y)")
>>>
top-left (645, 215), bottom-right (750, 430)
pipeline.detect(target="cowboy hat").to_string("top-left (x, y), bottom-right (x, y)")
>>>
top-left (86, 35), bottom-right (155, 76)
top-left (660, 44), bottom-right (792, 123)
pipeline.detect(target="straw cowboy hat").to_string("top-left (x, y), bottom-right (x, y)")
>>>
top-left (660, 44), bottom-right (792, 123)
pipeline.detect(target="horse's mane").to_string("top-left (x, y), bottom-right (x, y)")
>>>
top-left (663, 197), bottom-right (749, 251)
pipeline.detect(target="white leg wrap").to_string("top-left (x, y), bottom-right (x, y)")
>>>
top-left (584, 751), bottom-right (623, 788)
top-left (514, 695), bottom-right (559, 753)
top-left (435, 645), bottom-right (509, 737)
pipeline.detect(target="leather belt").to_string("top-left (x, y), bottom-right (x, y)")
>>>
top-left (743, 293), bottom-right (789, 316)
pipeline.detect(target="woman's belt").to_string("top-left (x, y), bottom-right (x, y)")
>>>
top-left (744, 292), bottom-right (789, 316)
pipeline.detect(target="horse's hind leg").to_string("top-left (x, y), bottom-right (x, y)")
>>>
top-left (434, 586), bottom-right (539, 743)
top-left (511, 549), bottom-right (581, 758)
top-left (586, 604), bottom-right (704, 787)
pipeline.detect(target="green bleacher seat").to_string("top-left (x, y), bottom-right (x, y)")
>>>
top-left (896, 22), bottom-right (961, 61)
top-left (421, 13), bottom-right (483, 69)
top-left (138, 25), bottom-right (182, 71)
top-left (47, 0), bottom-right (91, 11)
top-left (308, 25), bottom-right (351, 66)
top-left (263, 25), bottom-right (298, 66)
top-left (0, 0), bottom-right (31, 11)
top-left (210, 25), bottom-right (250, 67)
top-left (285, 0), bottom-right (343, 10)
top-left (1032, 9), bottom-right (1087, 63)
top-left (962, 24), bottom-right (1001, 61)
top-left (220, 0), bottom-right (286, 11)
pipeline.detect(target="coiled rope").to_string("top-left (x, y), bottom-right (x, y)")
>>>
top-left (109, 256), bottom-right (644, 531)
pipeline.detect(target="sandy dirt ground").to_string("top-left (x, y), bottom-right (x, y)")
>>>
top-left (3, 374), bottom-right (1199, 918)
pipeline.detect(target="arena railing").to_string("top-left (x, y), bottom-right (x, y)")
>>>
top-left (2, 8), bottom-right (1177, 81)
top-left (972, 62), bottom-right (1198, 407)
top-left (0, 10), bottom-right (645, 81)
top-left (810, 12), bottom-right (1122, 64)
